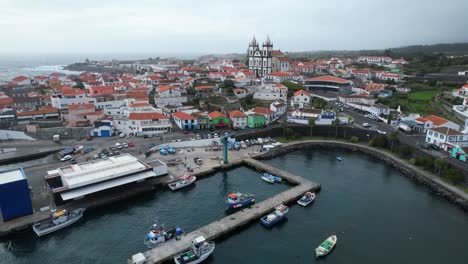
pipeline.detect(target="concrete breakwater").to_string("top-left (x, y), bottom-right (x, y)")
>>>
top-left (255, 140), bottom-right (468, 212)
top-left (130, 158), bottom-right (320, 264)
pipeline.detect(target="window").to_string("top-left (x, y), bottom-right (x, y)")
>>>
top-left (439, 134), bottom-right (444, 139)
top-left (459, 136), bottom-right (464, 140)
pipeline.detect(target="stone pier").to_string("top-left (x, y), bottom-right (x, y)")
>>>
top-left (130, 158), bottom-right (320, 264)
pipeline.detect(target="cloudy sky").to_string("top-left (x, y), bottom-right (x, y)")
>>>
top-left (1, 0), bottom-right (468, 55)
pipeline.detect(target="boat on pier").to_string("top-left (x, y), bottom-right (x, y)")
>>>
top-left (297, 192), bottom-right (315, 206)
top-left (226, 192), bottom-right (255, 209)
top-left (144, 224), bottom-right (183, 248)
top-left (168, 175), bottom-right (196, 191)
top-left (173, 236), bottom-right (215, 264)
top-left (315, 235), bottom-right (337, 257)
top-left (32, 208), bottom-right (85, 236)
top-left (260, 204), bottom-right (289, 227)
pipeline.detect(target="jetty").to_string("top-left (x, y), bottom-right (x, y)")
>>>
top-left (130, 158), bottom-right (320, 264)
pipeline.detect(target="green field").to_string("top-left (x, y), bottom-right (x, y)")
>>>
top-left (408, 90), bottom-right (439, 101)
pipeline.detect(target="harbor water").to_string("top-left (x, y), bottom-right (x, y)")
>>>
top-left (1, 150), bottom-right (467, 263)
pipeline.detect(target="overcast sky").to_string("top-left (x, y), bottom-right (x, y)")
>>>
top-left (1, 0), bottom-right (468, 55)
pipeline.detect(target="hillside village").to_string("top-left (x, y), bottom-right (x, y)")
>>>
top-left (1, 37), bottom-right (468, 159)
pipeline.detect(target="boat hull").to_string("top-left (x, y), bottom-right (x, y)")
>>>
top-left (261, 176), bottom-right (275, 183)
top-left (297, 195), bottom-right (315, 207)
top-left (227, 197), bottom-right (255, 209)
top-left (315, 235), bottom-right (337, 257)
top-left (260, 215), bottom-right (286, 227)
top-left (32, 208), bottom-right (86, 237)
top-left (168, 176), bottom-right (197, 191)
top-left (174, 242), bottom-right (215, 264)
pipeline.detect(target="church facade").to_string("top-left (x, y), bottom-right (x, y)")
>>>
top-left (248, 36), bottom-right (273, 77)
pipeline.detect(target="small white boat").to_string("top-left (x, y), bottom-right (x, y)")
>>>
top-left (32, 208), bottom-right (85, 236)
top-left (174, 236), bottom-right (215, 264)
top-left (261, 174), bottom-right (275, 183)
top-left (263, 172), bottom-right (282, 182)
top-left (168, 175), bottom-right (196, 191)
top-left (297, 192), bottom-right (315, 206)
top-left (315, 235), bottom-right (337, 257)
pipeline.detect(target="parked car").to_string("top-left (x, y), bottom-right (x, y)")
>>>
top-left (362, 123), bottom-right (372, 128)
top-left (122, 143), bottom-right (128, 148)
top-left (182, 130), bottom-right (189, 134)
top-left (377, 130), bottom-right (387, 135)
top-left (176, 138), bottom-right (182, 142)
top-left (60, 155), bottom-right (73, 162)
top-left (70, 158), bottom-right (77, 164)
top-left (115, 143), bottom-right (123, 149)
top-left (128, 142), bottom-right (135, 147)
top-left (429, 144), bottom-right (440, 151)
top-left (214, 133), bottom-right (219, 138)
top-left (119, 133), bottom-right (126, 138)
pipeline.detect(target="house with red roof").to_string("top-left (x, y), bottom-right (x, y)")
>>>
top-left (376, 72), bottom-right (402, 82)
top-left (249, 107), bottom-right (276, 124)
top-left (154, 85), bottom-right (187, 106)
top-left (302, 75), bottom-right (354, 95)
top-left (415, 115), bottom-right (460, 133)
top-left (292, 89), bottom-right (311, 108)
top-left (32, 76), bottom-right (49, 86)
top-left (229, 110), bottom-right (247, 129)
top-left (195, 85), bottom-right (217, 96)
top-left (16, 106), bottom-right (59, 121)
top-left (208, 111), bottom-right (230, 128)
top-left (425, 126), bottom-right (468, 151)
top-left (89, 85), bottom-right (114, 97)
top-left (253, 83), bottom-right (288, 101)
top-left (364, 83), bottom-right (386, 94)
top-left (172, 111), bottom-right (198, 130)
top-left (233, 88), bottom-right (247, 98)
top-left (357, 56), bottom-right (392, 65)
top-left (11, 76), bottom-right (30, 86)
top-left (236, 71), bottom-right (256, 80)
top-left (208, 71), bottom-right (231, 81)
top-left (67, 103), bottom-right (103, 127)
top-left (51, 89), bottom-right (96, 110)
top-left (120, 112), bottom-right (171, 137)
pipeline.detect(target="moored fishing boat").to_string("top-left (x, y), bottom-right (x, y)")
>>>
top-left (260, 204), bottom-right (289, 227)
top-left (297, 192), bottom-right (316, 206)
top-left (173, 236), bottom-right (215, 264)
top-left (168, 175), bottom-right (196, 191)
top-left (263, 172), bottom-right (282, 182)
top-left (336, 156), bottom-right (342, 161)
top-left (315, 235), bottom-right (337, 257)
top-left (144, 223), bottom-right (183, 248)
top-left (261, 173), bottom-right (275, 183)
top-left (226, 192), bottom-right (255, 209)
top-left (32, 208), bottom-right (85, 236)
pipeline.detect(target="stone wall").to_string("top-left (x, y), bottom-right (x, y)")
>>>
top-left (33, 127), bottom-right (92, 140)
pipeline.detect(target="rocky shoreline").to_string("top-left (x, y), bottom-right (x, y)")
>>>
top-left (254, 140), bottom-right (468, 212)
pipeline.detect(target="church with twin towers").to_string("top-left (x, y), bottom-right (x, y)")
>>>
top-left (247, 35), bottom-right (290, 77)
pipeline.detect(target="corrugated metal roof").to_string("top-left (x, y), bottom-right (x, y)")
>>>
top-left (60, 170), bottom-right (157, 201)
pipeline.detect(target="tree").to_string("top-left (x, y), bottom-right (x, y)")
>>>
top-left (388, 131), bottom-right (399, 152)
top-left (397, 145), bottom-right (412, 158)
top-left (331, 119), bottom-right (340, 137)
top-left (308, 118), bottom-right (316, 137)
top-left (350, 136), bottom-right (359, 143)
top-left (434, 158), bottom-right (448, 176)
top-left (370, 135), bottom-right (387, 148)
top-left (221, 79), bottom-right (235, 88)
top-left (280, 120), bottom-right (287, 139)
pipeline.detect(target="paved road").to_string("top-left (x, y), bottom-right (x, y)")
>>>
top-left (328, 101), bottom-right (468, 172)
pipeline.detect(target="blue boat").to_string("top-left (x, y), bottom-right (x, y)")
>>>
top-left (336, 156), bottom-right (342, 161)
top-left (227, 192), bottom-right (255, 209)
top-left (83, 146), bottom-right (94, 153)
top-left (159, 148), bottom-right (168, 155)
top-left (167, 146), bottom-right (176, 154)
top-left (260, 204), bottom-right (289, 227)
top-left (263, 172), bottom-right (282, 182)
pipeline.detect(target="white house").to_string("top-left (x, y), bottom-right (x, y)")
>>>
top-left (246, 107), bottom-right (276, 124)
top-left (233, 88), bottom-right (248, 98)
top-left (292, 89), bottom-right (310, 108)
top-left (253, 83), bottom-right (288, 101)
top-left (114, 112), bottom-right (171, 137)
top-left (172, 111), bottom-right (198, 130)
top-left (369, 103), bottom-right (391, 116)
top-left (357, 56), bottom-right (392, 65)
top-left (154, 85), bottom-right (187, 106)
top-left (270, 100), bottom-right (287, 120)
top-left (51, 89), bottom-right (96, 109)
top-left (338, 94), bottom-right (377, 105)
top-left (375, 72), bottom-right (402, 82)
top-left (229, 110), bottom-right (248, 129)
top-left (263, 72), bottom-right (301, 83)
top-left (11, 76), bottom-right (31, 86)
top-left (425, 127), bottom-right (468, 151)
top-left (415, 115), bottom-right (460, 133)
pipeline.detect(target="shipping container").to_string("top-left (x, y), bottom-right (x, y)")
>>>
top-left (0, 168), bottom-right (33, 221)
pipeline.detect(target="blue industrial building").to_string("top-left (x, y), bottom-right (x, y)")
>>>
top-left (0, 168), bottom-right (33, 221)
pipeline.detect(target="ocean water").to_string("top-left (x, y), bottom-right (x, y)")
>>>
top-left (0, 53), bottom-right (202, 82)
top-left (0, 150), bottom-right (467, 264)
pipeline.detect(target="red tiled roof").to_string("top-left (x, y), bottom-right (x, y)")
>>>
top-left (294, 89), bottom-right (310, 97)
top-left (365, 83), bottom-right (385, 92)
top-left (272, 50), bottom-right (284, 56)
top-left (128, 112), bottom-right (167, 120)
top-left (12, 76), bottom-right (29, 82)
top-left (208, 111), bottom-right (227, 119)
top-left (242, 71), bottom-right (255, 76)
top-left (68, 103), bottom-right (95, 110)
top-left (128, 103), bottom-right (150, 107)
top-left (157, 85), bottom-right (179, 93)
top-left (305, 75), bottom-right (351, 84)
top-left (62, 89), bottom-right (85, 96)
top-left (268, 72), bottom-right (298, 77)
top-left (424, 115), bottom-right (448, 126)
top-left (229, 110), bottom-right (247, 118)
top-left (16, 107), bottom-right (59, 116)
top-left (147, 75), bottom-right (161, 81)
top-left (429, 126), bottom-right (464, 135)
top-left (252, 107), bottom-right (275, 115)
top-left (90, 85), bottom-right (113, 95)
top-left (79, 111), bottom-right (103, 116)
top-left (172, 111), bottom-right (196, 120)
